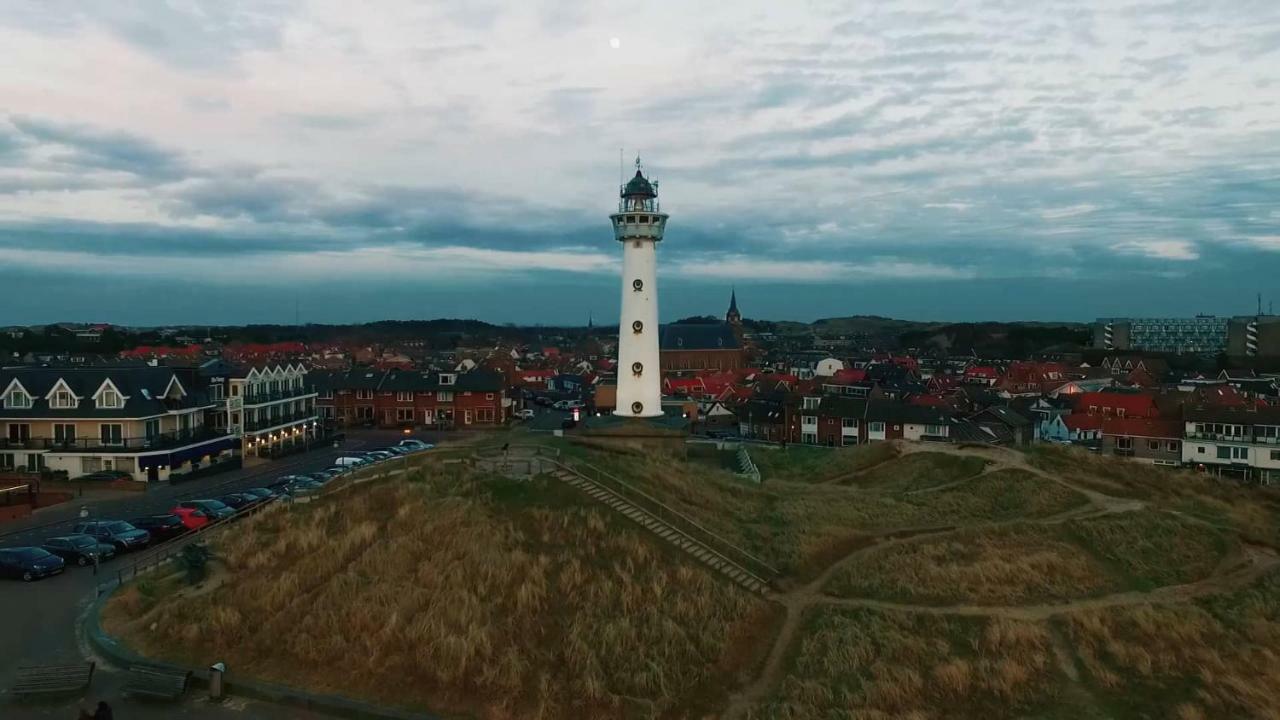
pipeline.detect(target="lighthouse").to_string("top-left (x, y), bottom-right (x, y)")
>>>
top-left (612, 158), bottom-right (668, 418)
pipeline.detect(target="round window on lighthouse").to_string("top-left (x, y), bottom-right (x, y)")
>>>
top-left (631, 401), bottom-right (644, 414)
top-left (632, 362), bottom-right (644, 375)
top-left (632, 320), bottom-right (643, 334)
top-left (632, 278), bottom-right (643, 292)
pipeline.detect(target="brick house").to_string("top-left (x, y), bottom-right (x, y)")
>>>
top-left (315, 369), bottom-right (507, 429)
top-left (660, 324), bottom-right (748, 372)
top-left (1101, 417), bottom-right (1183, 466)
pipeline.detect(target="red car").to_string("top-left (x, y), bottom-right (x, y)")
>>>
top-left (170, 506), bottom-right (210, 531)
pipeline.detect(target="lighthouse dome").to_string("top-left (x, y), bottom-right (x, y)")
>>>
top-left (622, 169), bottom-right (656, 198)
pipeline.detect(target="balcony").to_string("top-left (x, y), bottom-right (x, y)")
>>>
top-left (34, 427), bottom-right (233, 453)
top-left (243, 411), bottom-right (319, 432)
top-left (241, 386), bottom-right (317, 406)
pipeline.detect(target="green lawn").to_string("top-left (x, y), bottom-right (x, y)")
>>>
top-left (749, 442), bottom-right (899, 483)
top-left (844, 452), bottom-right (988, 491)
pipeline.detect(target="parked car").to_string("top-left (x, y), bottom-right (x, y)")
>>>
top-left (71, 520), bottom-right (151, 552)
top-left (72, 470), bottom-right (133, 483)
top-left (285, 478), bottom-right (323, 495)
top-left (382, 445), bottom-right (411, 456)
top-left (42, 535), bottom-right (115, 566)
top-left (333, 456), bottom-right (370, 468)
top-left (362, 450), bottom-right (395, 462)
top-left (397, 439), bottom-right (434, 451)
top-left (534, 396), bottom-right (553, 406)
top-left (241, 487), bottom-right (278, 502)
top-left (516, 408), bottom-right (536, 420)
top-left (217, 493), bottom-right (258, 511)
top-left (170, 507), bottom-right (210, 531)
top-left (552, 400), bottom-right (570, 410)
top-left (0, 547), bottom-right (66, 581)
top-left (129, 514), bottom-right (188, 542)
top-left (175, 499), bottom-right (235, 522)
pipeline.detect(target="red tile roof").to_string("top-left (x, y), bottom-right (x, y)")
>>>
top-left (1073, 391), bottom-right (1160, 418)
top-left (1100, 417), bottom-right (1182, 439)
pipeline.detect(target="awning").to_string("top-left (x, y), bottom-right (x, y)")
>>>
top-left (139, 436), bottom-right (241, 470)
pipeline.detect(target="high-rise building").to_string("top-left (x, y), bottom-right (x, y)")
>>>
top-left (1093, 316), bottom-right (1228, 354)
top-left (1227, 315), bottom-right (1280, 357)
top-left (611, 159), bottom-right (667, 418)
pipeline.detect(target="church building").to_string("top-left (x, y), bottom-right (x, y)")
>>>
top-left (658, 291), bottom-right (748, 372)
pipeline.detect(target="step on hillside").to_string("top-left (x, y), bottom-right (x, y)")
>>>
top-left (549, 465), bottom-right (770, 595)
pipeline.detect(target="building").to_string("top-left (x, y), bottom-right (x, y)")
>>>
top-left (1100, 417), bottom-right (1183, 466)
top-left (1181, 404), bottom-right (1280, 482)
top-left (0, 366), bottom-right (238, 482)
top-left (314, 369), bottom-right (507, 429)
top-left (1094, 316), bottom-right (1227, 354)
top-left (1227, 315), bottom-right (1280, 357)
top-left (223, 363), bottom-right (319, 459)
top-left (611, 158), bottom-right (668, 418)
top-left (725, 289), bottom-right (741, 326)
top-left (659, 323), bottom-right (747, 372)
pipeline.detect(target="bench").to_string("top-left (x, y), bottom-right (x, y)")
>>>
top-left (12, 662), bottom-right (95, 697)
top-left (122, 665), bottom-right (191, 701)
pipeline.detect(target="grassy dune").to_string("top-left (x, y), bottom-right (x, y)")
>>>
top-left (749, 442), bottom-right (899, 483)
top-left (105, 466), bottom-right (769, 719)
top-left (1064, 569), bottom-right (1280, 719)
top-left (827, 510), bottom-right (1234, 605)
top-left (749, 607), bottom-right (1071, 720)
top-left (844, 451), bottom-right (988, 491)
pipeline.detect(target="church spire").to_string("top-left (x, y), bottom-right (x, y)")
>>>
top-left (726, 288), bottom-right (741, 325)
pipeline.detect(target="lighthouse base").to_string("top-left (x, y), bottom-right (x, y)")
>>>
top-left (569, 414), bottom-right (690, 458)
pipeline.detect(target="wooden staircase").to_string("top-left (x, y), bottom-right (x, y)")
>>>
top-left (549, 466), bottom-right (774, 595)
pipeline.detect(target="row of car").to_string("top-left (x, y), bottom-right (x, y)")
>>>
top-left (0, 437), bottom-right (436, 582)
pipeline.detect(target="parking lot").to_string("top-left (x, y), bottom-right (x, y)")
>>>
top-left (0, 430), bottom-right (439, 718)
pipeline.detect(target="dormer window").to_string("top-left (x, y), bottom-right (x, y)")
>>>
top-left (440, 374), bottom-right (456, 386)
top-left (51, 389), bottom-right (76, 409)
top-left (5, 389), bottom-right (31, 409)
top-left (100, 389), bottom-right (121, 408)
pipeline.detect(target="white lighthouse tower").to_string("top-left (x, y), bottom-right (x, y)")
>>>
top-left (612, 157), bottom-right (668, 418)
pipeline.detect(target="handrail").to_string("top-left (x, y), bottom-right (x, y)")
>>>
top-left (548, 457), bottom-right (779, 583)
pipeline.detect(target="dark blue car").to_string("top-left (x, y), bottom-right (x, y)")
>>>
top-left (0, 547), bottom-right (66, 581)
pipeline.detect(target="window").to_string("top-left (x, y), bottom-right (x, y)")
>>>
top-left (54, 424), bottom-right (76, 444)
top-left (0, 453), bottom-right (13, 469)
top-left (51, 388), bottom-right (75, 409)
top-left (440, 374), bottom-right (456, 386)
top-left (1166, 441), bottom-right (1179, 452)
top-left (478, 408), bottom-right (495, 422)
top-left (99, 424), bottom-right (123, 446)
top-left (210, 384), bottom-right (224, 401)
top-left (841, 418), bottom-right (857, 428)
top-left (145, 418), bottom-right (161, 439)
top-left (356, 389), bottom-right (373, 400)
top-left (395, 408), bottom-right (414, 422)
top-left (1217, 446), bottom-right (1248, 460)
top-left (801, 432), bottom-right (818, 445)
top-left (1271, 450), bottom-right (1280, 461)
top-left (231, 384), bottom-right (240, 397)
top-left (7, 424), bottom-right (30, 443)
top-left (319, 390), bottom-right (334, 400)
top-left (924, 424), bottom-right (945, 436)
top-left (396, 391), bottom-right (413, 402)
top-left (802, 397), bottom-right (821, 410)
top-left (1148, 440), bottom-right (1160, 451)
top-left (869, 421), bottom-right (885, 433)
top-left (1198, 446), bottom-right (1206, 454)
top-left (437, 391), bottom-right (454, 403)
top-left (486, 393), bottom-right (494, 400)
top-left (99, 388), bottom-right (121, 408)
top-left (5, 389), bottom-right (31, 409)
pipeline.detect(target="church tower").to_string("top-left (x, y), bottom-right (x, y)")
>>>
top-left (726, 288), bottom-right (741, 326)
top-left (611, 158), bottom-right (667, 418)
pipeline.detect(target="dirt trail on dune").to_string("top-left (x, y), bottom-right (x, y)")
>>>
top-left (720, 442), bottom-right (1276, 719)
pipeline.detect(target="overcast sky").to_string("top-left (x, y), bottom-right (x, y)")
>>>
top-left (2, 0), bottom-right (1279, 326)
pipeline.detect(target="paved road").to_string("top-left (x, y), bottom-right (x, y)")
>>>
top-left (0, 430), bottom-right (432, 718)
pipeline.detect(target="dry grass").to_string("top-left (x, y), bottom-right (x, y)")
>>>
top-left (561, 449), bottom-right (1087, 580)
top-left (826, 510), bottom-right (1233, 605)
top-left (1065, 510), bottom-right (1233, 590)
top-left (749, 607), bottom-right (1068, 719)
top-left (104, 467), bottom-right (768, 719)
top-left (844, 452), bottom-right (988, 491)
top-left (1027, 445), bottom-right (1280, 546)
top-left (1063, 569), bottom-right (1280, 719)
top-left (750, 442), bottom-right (900, 483)
top-left (826, 523), bottom-right (1121, 605)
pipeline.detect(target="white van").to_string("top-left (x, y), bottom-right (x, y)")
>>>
top-left (333, 456), bottom-right (370, 467)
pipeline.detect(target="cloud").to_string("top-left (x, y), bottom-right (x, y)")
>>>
top-left (1109, 239), bottom-right (1199, 261)
top-left (9, 116), bottom-right (189, 181)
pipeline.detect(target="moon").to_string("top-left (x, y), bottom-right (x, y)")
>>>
top-left (609, 37), bottom-right (621, 49)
